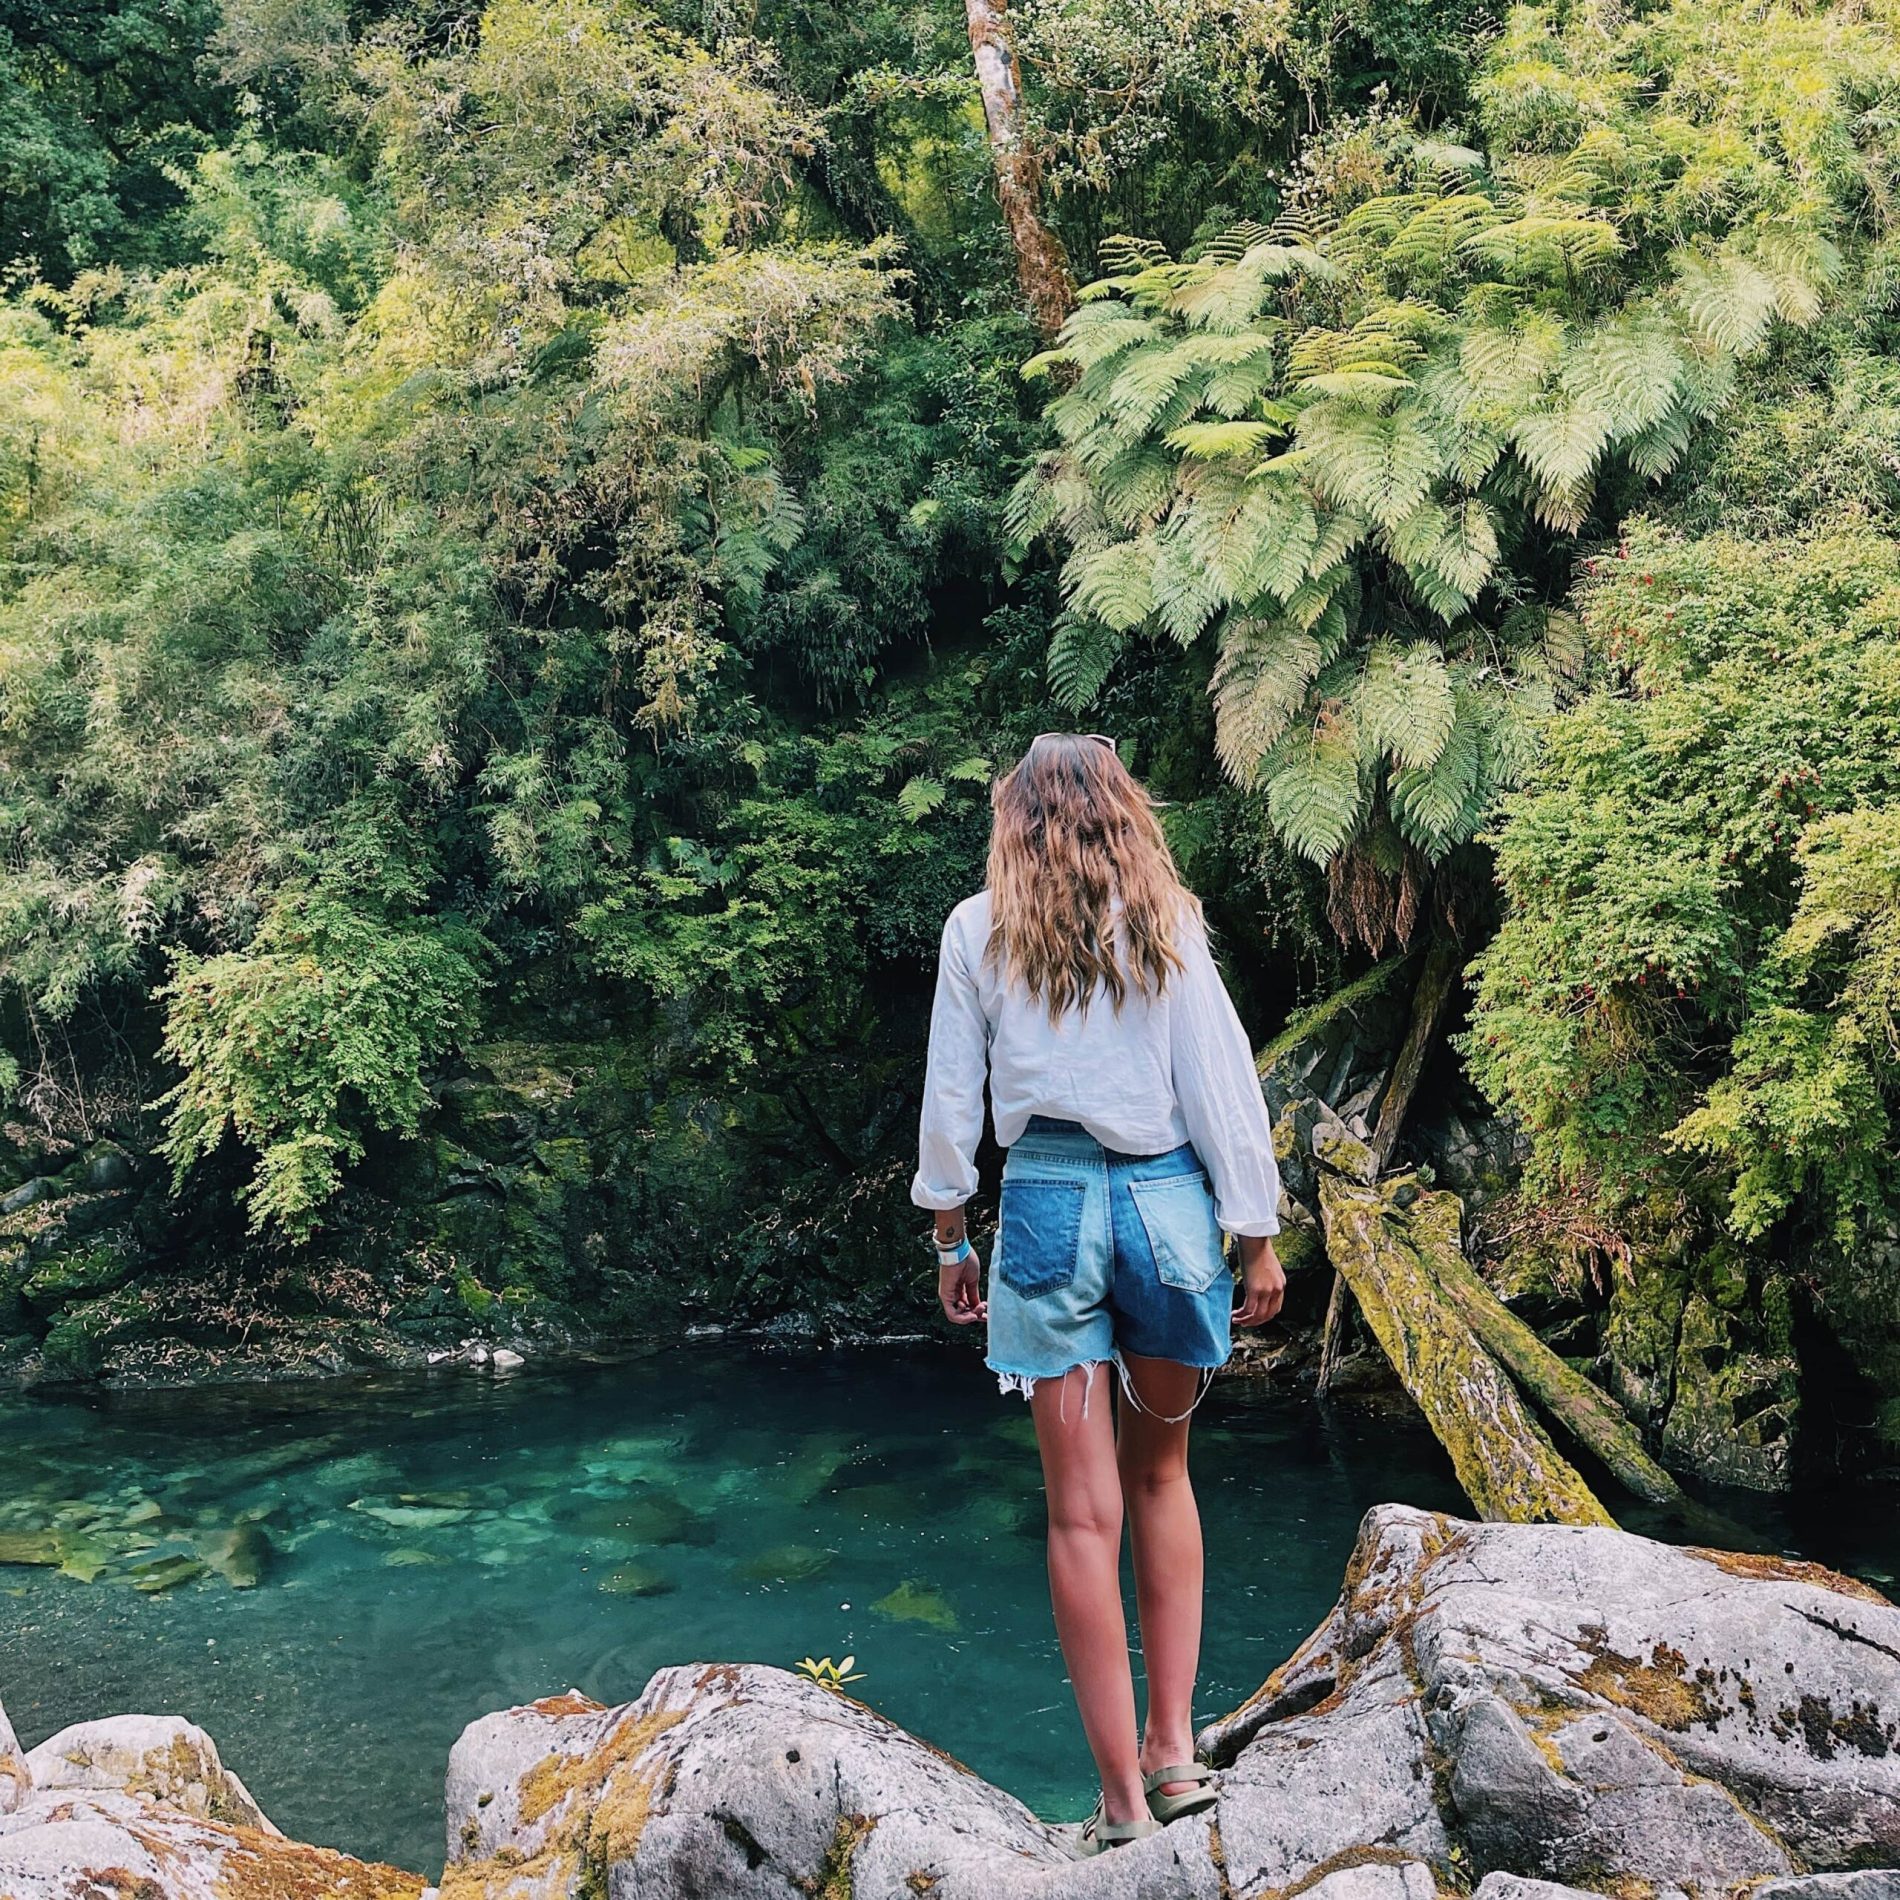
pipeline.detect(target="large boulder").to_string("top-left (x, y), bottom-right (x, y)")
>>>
top-left (439, 1506), bottom-right (1900, 1900)
top-left (23, 1713), bottom-right (279, 1832)
top-left (0, 1699), bottom-right (424, 1900)
top-left (0, 1788), bottom-right (426, 1900)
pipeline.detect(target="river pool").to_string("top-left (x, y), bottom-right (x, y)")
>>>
top-left (0, 1344), bottom-right (1893, 1873)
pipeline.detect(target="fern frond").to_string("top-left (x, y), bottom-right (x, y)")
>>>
top-left (1510, 401), bottom-right (1611, 520)
top-left (1298, 402), bottom-right (1441, 529)
top-left (1210, 618), bottom-right (1323, 782)
top-left (1094, 445), bottom-right (1177, 527)
top-left (1672, 250), bottom-right (1779, 356)
top-left (1560, 312), bottom-right (1686, 435)
top-left (897, 777), bottom-right (945, 821)
top-left (1152, 528), bottom-right (1225, 646)
top-left (1165, 419), bottom-right (1285, 461)
top-left (1389, 702), bottom-right (1484, 857)
top-left (1064, 537), bottom-right (1158, 631)
top-left (1265, 717), bottom-right (1368, 863)
top-left (1460, 215), bottom-right (1623, 283)
top-left (1358, 639), bottom-right (1457, 770)
top-left (1622, 401), bottom-right (1693, 480)
top-left (1458, 315), bottom-right (1564, 409)
top-left (1754, 226), bottom-right (1842, 326)
top-left (1047, 616), bottom-right (1124, 710)
top-left (1177, 465), bottom-right (1317, 607)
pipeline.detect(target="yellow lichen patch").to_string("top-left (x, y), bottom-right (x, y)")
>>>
top-left (516, 1709), bottom-right (684, 1828)
top-left (1572, 1640), bottom-right (1723, 1733)
top-left (904, 1873), bottom-right (940, 1897)
top-left (436, 1842), bottom-right (578, 1900)
top-left (805, 1812), bottom-right (875, 1900)
top-left (530, 1693), bottom-right (606, 1718)
top-left (208, 1826), bottom-right (427, 1900)
top-left (1682, 1545), bottom-right (1892, 1606)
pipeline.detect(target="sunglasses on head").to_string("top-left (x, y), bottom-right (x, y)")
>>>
top-left (1032, 731), bottom-right (1117, 749)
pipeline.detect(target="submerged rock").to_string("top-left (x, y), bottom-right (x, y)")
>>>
top-left (870, 1578), bottom-right (959, 1632)
top-left (439, 1504), bottom-right (1900, 1899)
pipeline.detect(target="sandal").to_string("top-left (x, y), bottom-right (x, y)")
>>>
top-left (1076, 1792), bottom-right (1164, 1856)
top-left (1143, 1761), bottom-right (1217, 1823)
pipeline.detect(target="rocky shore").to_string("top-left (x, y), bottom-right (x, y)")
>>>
top-left (7, 1504), bottom-right (1900, 1899)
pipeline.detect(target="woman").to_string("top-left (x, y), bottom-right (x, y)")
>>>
top-left (912, 731), bottom-right (1286, 1855)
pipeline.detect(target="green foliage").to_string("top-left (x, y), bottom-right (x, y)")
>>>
top-left (1465, 524), bottom-right (1900, 1272)
top-left (1014, 0), bottom-right (1888, 883)
top-left (0, 0), bottom-right (230, 279)
top-left (158, 888), bottom-right (486, 1239)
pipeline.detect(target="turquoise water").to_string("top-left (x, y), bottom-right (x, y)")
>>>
top-left (0, 1345), bottom-right (1891, 1874)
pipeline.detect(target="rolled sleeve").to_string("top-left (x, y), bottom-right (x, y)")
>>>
top-left (911, 912), bottom-right (987, 1211)
top-left (1170, 916), bottom-right (1282, 1236)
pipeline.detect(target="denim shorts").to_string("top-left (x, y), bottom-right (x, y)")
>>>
top-left (986, 1116), bottom-right (1233, 1408)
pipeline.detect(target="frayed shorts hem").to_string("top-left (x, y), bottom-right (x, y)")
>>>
top-left (986, 1351), bottom-right (1217, 1424)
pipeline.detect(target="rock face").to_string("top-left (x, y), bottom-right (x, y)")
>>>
top-left (440, 1505), bottom-right (1900, 1900)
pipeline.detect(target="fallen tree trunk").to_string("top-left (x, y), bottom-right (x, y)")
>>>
top-left (1317, 1167), bottom-right (1615, 1527)
top-left (1401, 1192), bottom-right (1688, 1510)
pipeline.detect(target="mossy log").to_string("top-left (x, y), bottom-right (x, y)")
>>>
top-left (1316, 1172), bottom-right (1615, 1527)
top-left (1400, 1192), bottom-right (1690, 1510)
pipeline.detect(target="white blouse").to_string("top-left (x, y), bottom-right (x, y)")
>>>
top-left (911, 890), bottom-right (1282, 1236)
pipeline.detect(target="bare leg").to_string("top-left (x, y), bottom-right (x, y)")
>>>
top-left (1030, 1363), bottom-right (1147, 1825)
top-left (1116, 1352), bottom-right (1206, 1796)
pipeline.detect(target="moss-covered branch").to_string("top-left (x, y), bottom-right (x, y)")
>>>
top-left (1317, 1171), bottom-right (1615, 1527)
top-left (1400, 1193), bottom-right (1688, 1510)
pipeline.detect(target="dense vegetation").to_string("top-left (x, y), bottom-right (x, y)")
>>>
top-left (0, 0), bottom-right (1895, 1477)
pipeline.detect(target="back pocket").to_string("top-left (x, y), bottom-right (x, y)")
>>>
top-left (1127, 1171), bottom-right (1225, 1293)
top-left (996, 1177), bottom-right (1087, 1299)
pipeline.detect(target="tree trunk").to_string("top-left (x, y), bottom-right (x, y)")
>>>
top-left (964, 0), bottom-right (1074, 339)
top-left (1316, 1171), bottom-right (1615, 1527)
top-left (1401, 1191), bottom-right (1687, 1509)
top-left (1315, 932), bottom-right (1461, 1393)
top-left (1369, 931), bottom-right (1462, 1171)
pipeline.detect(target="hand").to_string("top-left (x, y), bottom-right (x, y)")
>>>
top-left (938, 1256), bottom-right (987, 1326)
top-left (1233, 1237), bottom-right (1285, 1328)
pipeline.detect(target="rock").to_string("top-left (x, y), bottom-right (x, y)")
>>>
top-left (126, 1552), bottom-right (208, 1593)
top-left (0, 1786), bottom-right (424, 1900)
top-left (1, 1177), bottom-right (54, 1215)
top-left (24, 1714), bottom-right (279, 1833)
top-left (196, 1521), bottom-right (274, 1588)
top-left (1661, 1283), bottom-right (1800, 1491)
top-left (439, 1506), bottom-right (1900, 1898)
top-left (0, 1700), bottom-right (26, 1816)
top-left (1756, 1880), bottom-right (1900, 1899)
top-left (491, 1347), bottom-right (525, 1370)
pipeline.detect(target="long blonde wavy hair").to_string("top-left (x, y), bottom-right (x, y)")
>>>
top-left (985, 733), bottom-right (1195, 1017)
